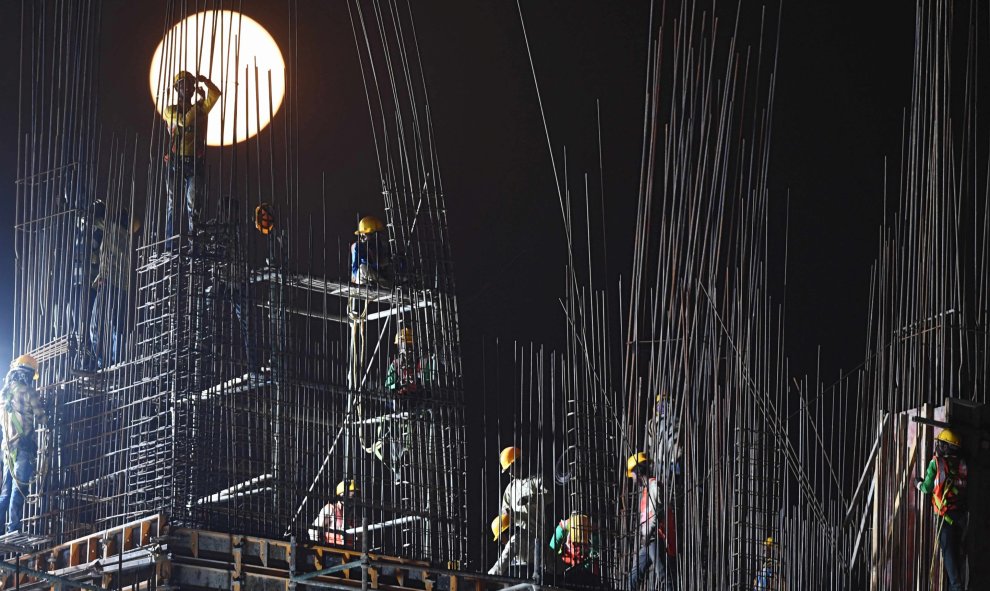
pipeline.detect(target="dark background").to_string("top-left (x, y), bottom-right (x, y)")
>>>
top-left (0, 0), bottom-right (913, 487)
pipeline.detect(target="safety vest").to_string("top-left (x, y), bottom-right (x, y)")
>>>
top-left (932, 456), bottom-right (967, 522)
top-left (323, 502), bottom-right (349, 546)
top-left (638, 479), bottom-right (677, 556)
top-left (557, 519), bottom-right (599, 572)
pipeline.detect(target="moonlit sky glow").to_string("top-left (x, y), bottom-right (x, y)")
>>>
top-left (149, 11), bottom-right (286, 146)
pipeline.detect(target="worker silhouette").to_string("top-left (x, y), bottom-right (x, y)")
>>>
top-left (161, 71), bottom-right (220, 249)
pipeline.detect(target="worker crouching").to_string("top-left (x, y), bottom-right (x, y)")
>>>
top-left (309, 480), bottom-right (358, 547)
top-left (549, 512), bottom-right (601, 589)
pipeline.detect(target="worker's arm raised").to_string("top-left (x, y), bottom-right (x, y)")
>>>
top-left (198, 75), bottom-right (221, 112)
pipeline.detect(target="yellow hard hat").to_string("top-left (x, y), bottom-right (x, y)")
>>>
top-left (626, 452), bottom-right (650, 478)
top-left (336, 480), bottom-right (357, 497)
top-left (11, 354), bottom-right (39, 380)
top-left (355, 215), bottom-right (385, 236)
top-left (764, 536), bottom-right (775, 547)
top-left (395, 328), bottom-right (413, 345)
top-left (567, 513), bottom-right (591, 544)
top-left (936, 429), bottom-right (962, 447)
top-left (173, 70), bottom-right (194, 86)
top-left (499, 446), bottom-right (520, 472)
top-left (255, 203), bottom-right (275, 235)
top-left (491, 512), bottom-right (511, 541)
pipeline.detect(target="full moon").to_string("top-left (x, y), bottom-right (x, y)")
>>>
top-left (149, 11), bottom-right (286, 146)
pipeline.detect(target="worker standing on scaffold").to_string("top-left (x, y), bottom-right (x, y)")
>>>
top-left (161, 71), bottom-right (220, 251)
top-left (916, 428), bottom-right (968, 591)
top-left (0, 355), bottom-right (46, 534)
top-left (627, 452), bottom-right (677, 591)
top-left (489, 446), bottom-right (547, 581)
top-left (350, 215), bottom-right (389, 286)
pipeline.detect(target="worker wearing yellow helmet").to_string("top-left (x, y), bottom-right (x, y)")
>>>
top-left (916, 428), bottom-right (967, 591)
top-left (309, 479), bottom-right (358, 547)
top-left (350, 215), bottom-right (389, 286)
top-left (752, 535), bottom-right (781, 589)
top-left (0, 354), bottom-right (46, 533)
top-left (489, 446), bottom-right (547, 580)
top-left (627, 451), bottom-right (678, 590)
top-left (161, 69), bottom-right (221, 250)
top-left (549, 511), bottom-right (601, 587)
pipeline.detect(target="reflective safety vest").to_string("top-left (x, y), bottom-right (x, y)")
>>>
top-left (932, 456), bottom-right (967, 523)
top-left (555, 519), bottom-right (599, 571)
top-left (638, 478), bottom-right (677, 556)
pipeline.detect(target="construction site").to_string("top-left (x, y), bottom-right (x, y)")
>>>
top-left (0, 0), bottom-right (987, 590)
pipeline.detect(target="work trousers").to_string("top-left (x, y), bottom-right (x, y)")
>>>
top-left (939, 512), bottom-right (966, 591)
top-left (90, 284), bottom-right (127, 368)
top-left (205, 281), bottom-right (254, 370)
top-left (165, 156), bottom-right (204, 244)
top-left (628, 539), bottom-right (677, 591)
top-left (0, 442), bottom-right (37, 533)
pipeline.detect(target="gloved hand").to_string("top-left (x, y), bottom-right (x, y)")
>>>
top-left (915, 479), bottom-right (923, 492)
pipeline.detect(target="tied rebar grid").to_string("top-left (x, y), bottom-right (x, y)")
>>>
top-left (7, 0), bottom-right (471, 569)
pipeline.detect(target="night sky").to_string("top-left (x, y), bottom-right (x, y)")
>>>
top-left (0, 2), bottom-right (915, 421)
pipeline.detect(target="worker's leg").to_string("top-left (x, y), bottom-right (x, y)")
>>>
top-left (488, 533), bottom-right (520, 576)
top-left (164, 165), bottom-right (179, 245)
top-left (939, 515), bottom-right (965, 591)
top-left (230, 284), bottom-right (255, 370)
top-left (628, 540), bottom-right (655, 591)
top-left (0, 462), bottom-right (12, 527)
top-left (186, 163), bottom-right (204, 235)
top-left (529, 529), bottom-right (543, 582)
top-left (658, 540), bottom-right (678, 589)
top-left (6, 450), bottom-right (36, 533)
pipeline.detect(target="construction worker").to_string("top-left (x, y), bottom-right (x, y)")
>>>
top-left (489, 446), bottom-right (547, 580)
top-left (386, 328), bottom-right (437, 405)
top-left (549, 511), bottom-right (601, 589)
top-left (0, 355), bottom-right (46, 533)
top-left (645, 391), bottom-right (682, 477)
top-left (752, 536), bottom-right (783, 590)
top-left (61, 199), bottom-right (104, 369)
top-left (350, 215), bottom-right (388, 286)
top-left (490, 512), bottom-right (531, 578)
top-left (916, 428), bottom-right (967, 591)
top-left (309, 480), bottom-right (358, 547)
top-left (202, 196), bottom-right (254, 371)
top-left (162, 71), bottom-right (221, 247)
top-left (627, 452), bottom-right (677, 591)
top-left (90, 207), bottom-right (140, 368)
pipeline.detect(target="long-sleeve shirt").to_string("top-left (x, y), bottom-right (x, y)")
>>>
top-left (645, 413), bottom-right (682, 475)
top-left (0, 380), bottom-right (45, 449)
top-left (501, 476), bottom-right (547, 530)
top-left (163, 79), bottom-right (221, 157)
top-left (350, 239), bottom-right (383, 282)
top-left (309, 501), bottom-right (350, 546)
